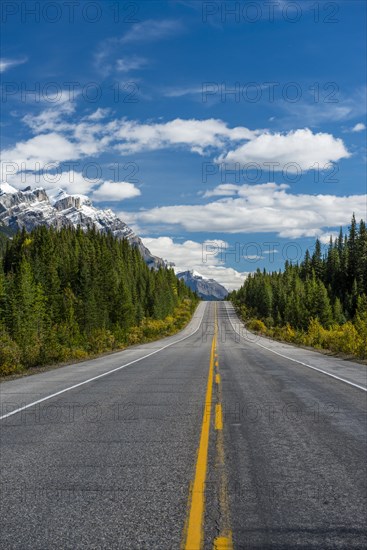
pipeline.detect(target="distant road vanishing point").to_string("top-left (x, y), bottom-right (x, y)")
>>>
top-left (1, 302), bottom-right (366, 549)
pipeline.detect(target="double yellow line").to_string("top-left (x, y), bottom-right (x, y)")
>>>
top-left (182, 303), bottom-right (233, 550)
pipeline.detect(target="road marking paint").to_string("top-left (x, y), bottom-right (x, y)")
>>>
top-left (215, 360), bottom-right (219, 368)
top-left (0, 304), bottom-right (207, 421)
top-left (213, 533), bottom-right (233, 549)
top-left (183, 305), bottom-right (217, 549)
top-left (215, 374), bottom-right (221, 384)
top-left (224, 303), bottom-right (367, 393)
top-left (215, 404), bottom-right (223, 430)
top-left (214, 329), bottom-right (233, 549)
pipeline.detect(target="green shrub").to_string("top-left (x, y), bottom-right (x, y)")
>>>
top-left (88, 328), bottom-right (115, 354)
top-left (0, 329), bottom-right (23, 375)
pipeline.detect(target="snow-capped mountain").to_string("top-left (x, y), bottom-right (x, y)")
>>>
top-left (0, 184), bottom-right (164, 269)
top-left (176, 270), bottom-right (228, 300)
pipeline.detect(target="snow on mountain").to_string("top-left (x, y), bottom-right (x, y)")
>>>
top-left (0, 185), bottom-right (229, 292)
top-left (0, 182), bottom-right (18, 194)
top-left (176, 269), bottom-right (228, 301)
top-left (47, 187), bottom-right (90, 206)
top-left (0, 185), bottom-right (164, 269)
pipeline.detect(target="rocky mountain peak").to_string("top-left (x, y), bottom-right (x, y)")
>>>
top-left (0, 185), bottom-right (164, 269)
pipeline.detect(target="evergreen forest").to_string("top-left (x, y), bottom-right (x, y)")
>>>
top-left (230, 216), bottom-right (367, 359)
top-left (0, 225), bottom-right (198, 375)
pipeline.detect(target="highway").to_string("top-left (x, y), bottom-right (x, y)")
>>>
top-left (1, 302), bottom-right (366, 549)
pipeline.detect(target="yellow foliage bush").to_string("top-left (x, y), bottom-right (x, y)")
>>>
top-left (244, 314), bottom-right (366, 360)
top-left (127, 326), bottom-right (144, 345)
top-left (333, 322), bottom-right (361, 355)
top-left (88, 328), bottom-right (115, 353)
top-left (72, 349), bottom-right (90, 361)
top-left (279, 323), bottom-right (297, 342)
top-left (247, 319), bottom-right (267, 333)
top-left (0, 329), bottom-right (23, 375)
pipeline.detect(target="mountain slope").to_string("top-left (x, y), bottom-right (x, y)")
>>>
top-left (0, 185), bottom-right (164, 268)
top-left (176, 270), bottom-right (228, 300)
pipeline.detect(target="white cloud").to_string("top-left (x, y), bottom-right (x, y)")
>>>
top-left (94, 19), bottom-right (182, 76)
top-left (0, 57), bottom-right (27, 73)
top-left (203, 183), bottom-right (245, 197)
top-left (4, 170), bottom-right (96, 196)
top-left (92, 181), bottom-right (141, 201)
top-left (17, 110), bottom-right (258, 157)
top-left (3, 169), bottom-right (141, 202)
top-left (120, 19), bottom-right (183, 44)
top-left (114, 118), bottom-right (257, 154)
top-left (243, 255), bottom-right (264, 261)
top-left (22, 92), bottom-right (78, 133)
top-left (351, 122), bottom-right (366, 133)
top-left (219, 128), bottom-right (350, 171)
top-left (281, 86), bottom-right (367, 125)
top-left (318, 231), bottom-right (340, 244)
top-left (141, 236), bottom-right (248, 290)
top-left (116, 56), bottom-right (147, 72)
top-left (197, 265), bottom-right (249, 291)
top-left (1, 133), bottom-right (80, 175)
top-left (125, 183), bottom-right (366, 238)
top-left (2, 109), bottom-right (351, 187)
top-left (86, 108), bottom-right (111, 121)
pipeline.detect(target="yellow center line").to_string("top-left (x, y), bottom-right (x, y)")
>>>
top-left (182, 304), bottom-right (217, 550)
top-left (215, 404), bottom-right (223, 430)
top-left (213, 305), bottom-right (233, 550)
top-left (213, 532), bottom-right (234, 549)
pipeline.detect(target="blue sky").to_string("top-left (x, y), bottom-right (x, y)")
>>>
top-left (1, 0), bottom-right (366, 289)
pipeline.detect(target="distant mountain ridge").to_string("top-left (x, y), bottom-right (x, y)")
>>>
top-left (176, 270), bottom-right (228, 300)
top-left (0, 184), bottom-right (164, 269)
top-left (0, 184), bottom-right (229, 295)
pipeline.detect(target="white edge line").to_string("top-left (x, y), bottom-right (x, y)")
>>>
top-left (0, 303), bottom-right (207, 420)
top-left (224, 303), bottom-right (367, 393)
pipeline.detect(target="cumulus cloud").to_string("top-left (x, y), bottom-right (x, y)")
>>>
top-left (351, 122), bottom-right (366, 133)
top-left (141, 236), bottom-right (249, 290)
top-left (125, 183), bottom-right (366, 238)
top-left (114, 118), bottom-right (257, 154)
top-left (318, 231), bottom-right (340, 244)
top-left (15, 111), bottom-right (258, 160)
top-left (1, 133), bottom-right (80, 175)
top-left (3, 170), bottom-right (96, 196)
top-left (218, 128), bottom-right (350, 171)
top-left (92, 181), bottom-right (141, 201)
top-left (86, 108), bottom-right (111, 121)
top-left (2, 108), bottom-right (351, 187)
top-left (22, 92), bottom-right (79, 133)
top-left (3, 168), bottom-right (142, 203)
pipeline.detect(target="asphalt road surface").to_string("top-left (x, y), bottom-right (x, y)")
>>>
top-left (1, 302), bottom-right (366, 549)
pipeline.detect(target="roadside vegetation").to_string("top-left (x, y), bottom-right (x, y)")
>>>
top-left (0, 226), bottom-right (198, 376)
top-left (230, 216), bottom-right (367, 360)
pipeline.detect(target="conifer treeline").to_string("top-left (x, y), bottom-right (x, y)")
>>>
top-left (0, 226), bottom-right (198, 374)
top-left (230, 216), bottom-right (367, 358)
